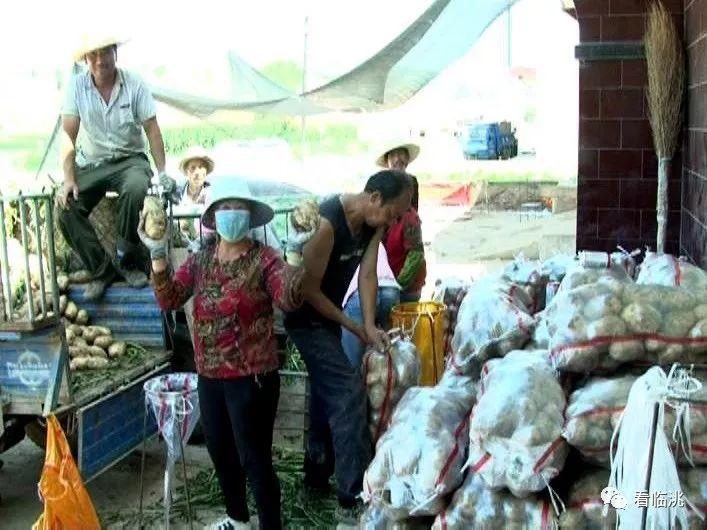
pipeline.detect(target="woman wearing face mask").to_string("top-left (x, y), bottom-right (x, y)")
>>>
top-left (139, 176), bottom-right (304, 530)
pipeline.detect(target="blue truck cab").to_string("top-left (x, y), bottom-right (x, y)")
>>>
top-left (461, 121), bottom-right (519, 160)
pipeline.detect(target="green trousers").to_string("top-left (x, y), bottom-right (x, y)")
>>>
top-left (58, 155), bottom-right (152, 280)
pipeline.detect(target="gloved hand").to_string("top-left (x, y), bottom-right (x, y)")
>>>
top-left (137, 212), bottom-right (168, 260)
top-left (158, 171), bottom-right (177, 195)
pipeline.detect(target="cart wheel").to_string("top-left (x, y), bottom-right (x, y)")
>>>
top-left (25, 417), bottom-right (78, 455)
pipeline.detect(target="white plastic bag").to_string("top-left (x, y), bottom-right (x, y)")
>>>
top-left (467, 350), bottom-right (568, 497)
top-left (606, 367), bottom-right (695, 529)
top-left (364, 332), bottom-right (420, 443)
top-left (450, 276), bottom-right (534, 377)
top-left (564, 375), bottom-right (707, 466)
top-left (636, 251), bottom-right (707, 291)
top-left (546, 280), bottom-right (707, 372)
top-left (363, 374), bottom-right (476, 519)
top-left (432, 473), bottom-right (556, 529)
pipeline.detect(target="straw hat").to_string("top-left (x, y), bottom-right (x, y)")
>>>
top-left (73, 35), bottom-right (126, 62)
top-left (179, 146), bottom-right (215, 175)
top-left (375, 139), bottom-right (420, 168)
top-left (201, 176), bottom-right (274, 230)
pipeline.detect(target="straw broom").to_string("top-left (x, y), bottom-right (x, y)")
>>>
top-left (645, 0), bottom-right (684, 254)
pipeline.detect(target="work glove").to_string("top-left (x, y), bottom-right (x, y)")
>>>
top-left (157, 171), bottom-right (177, 195)
top-left (137, 212), bottom-right (168, 260)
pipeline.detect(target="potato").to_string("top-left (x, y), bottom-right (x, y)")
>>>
top-left (82, 327), bottom-right (100, 344)
top-left (87, 325), bottom-right (111, 337)
top-left (67, 323), bottom-right (83, 336)
top-left (69, 346), bottom-right (89, 358)
top-left (70, 356), bottom-right (91, 370)
top-left (68, 269), bottom-right (92, 284)
top-left (86, 356), bottom-right (109, 369)
top-left (694, 305), bottom-right (707, 320)
top-left (59, 294), bottom-right (68, 315)
top-left (75, 309), bottom-right (89, 325)
top-left (621, 303), bottom-right (662, 334)
top-left (64, 301), bottom-right (78, 321)
top-left (583, 294), bottom-right (622, 321)
top-left (65, 328), bottom-right (76, 344)
top-left (72, 337), bottom-right (88, 349)
top-left (56, 274), bottom-right (70, 292)
top-left (660, 310), bottom-right (697, 337)
top-left (87, 345), bottom-right (107, 358)
top-left (93, 335), bottom-right (113, 349)
top-left (609, 340), bottom-right (644, 362)
top-left (142, 196), bottom-right (167, 239)
top-left (586, 315), bottom-right (627, 340)
top-left (108, 342), bottom-right (127, 358)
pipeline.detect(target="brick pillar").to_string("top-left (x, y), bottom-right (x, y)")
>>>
top-left (575, 0), bottom-right (684, 255)
top-left (682, 0), bottom-right (707, 269)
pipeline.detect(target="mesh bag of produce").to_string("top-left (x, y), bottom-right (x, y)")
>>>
top-left (564, 375), bottom-right (707, 466)
top-left (449, 276), bottom-right (534, 377)
top-left (636, 251), bottom-right (707, 292)
top-left (359, 504), bottom-right (432, 530)
top-left (547, 279), bottom-right (707, 372)
top-left (503, 257), bottom-right (548, 314)
top-left (362, 372), bottom-right (476, 519)
top-left (560, 468), bottom-right (706, 530)
top-left (432, 277), bottom-right (469, 358)
top-left (364, 332), bottom-right (421, 443)
top-left (432, 473), bottom-right (556, 530)
top-left (466, 350), bottom-right (568, 497)
top-left (558, 250), bottom-right (636, 293)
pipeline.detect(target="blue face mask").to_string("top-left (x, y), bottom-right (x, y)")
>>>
top-left (214, 210), bottom-right (251, 242)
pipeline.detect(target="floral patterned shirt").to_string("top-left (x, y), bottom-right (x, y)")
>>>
top-left (152, 241), bottom-right (304, 379)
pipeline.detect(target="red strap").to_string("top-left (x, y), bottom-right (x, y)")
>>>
top-left (373, 352), bottom-right (395, 443)
top-left (550, 332), bottom-right (707, 359)
top-left (440, 510), bottom-right (448, 530)
top-left (541, 501), bottom-right (551, 529)
top-left (435, 412), bottom-right (471, 487)
top-left (671, 255), bottom-right (682, 286)
top-left (533, 437), bottom-right (564, 473)
top-left (470, 452), bottom-right (492, 473)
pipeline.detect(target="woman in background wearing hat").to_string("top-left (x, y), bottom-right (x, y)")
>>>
top-left (377, 142), bottom-right (427, 303)
top-left (176, 146), bottom-right (214, 243)
top-left (139, 176), bottom-right (304, 530)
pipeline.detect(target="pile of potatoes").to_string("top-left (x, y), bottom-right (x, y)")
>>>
top-left (636, 251), bottom-right (707, 292)
top-left (364, 335), bottom-right (420, 442)
top-left (563, 375), bottom-right (707, 466)
top-left (468, 350), bottom-right (568, 498)
top-left (545, 279), bottom-right (707, 372)
top-left (66, 323), bottom-right (127, 371)
top-left (53, 271), bottom-right (127, 371)
top-left (363, 373), bottom-right (476, 520)
top-left (450, 276), bottom-right (535, 377)
top-left (503, 258), bottom-right (548, 314)
top-left (432, 473), bottom-right (555, 530)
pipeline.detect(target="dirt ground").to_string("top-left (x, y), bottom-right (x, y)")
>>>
top-left (0, 205), bottom-right (577, 529)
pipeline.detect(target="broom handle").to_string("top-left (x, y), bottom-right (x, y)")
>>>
top-left (656, 157), bottom-right (670, 255)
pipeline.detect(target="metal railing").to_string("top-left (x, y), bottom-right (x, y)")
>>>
top-left (0, 193), bottom-right (59, 330)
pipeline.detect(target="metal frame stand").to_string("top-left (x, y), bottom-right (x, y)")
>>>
top-left (137, 400), bottom-right (194, 530)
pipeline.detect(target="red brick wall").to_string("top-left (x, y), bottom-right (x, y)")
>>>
top-left (575, 0), bottom-right (684, 254)
top-left (682, 0), bottom-right (707, 269)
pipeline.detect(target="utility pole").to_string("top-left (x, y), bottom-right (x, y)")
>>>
top-left (300, 15), bottom-right (309, 159)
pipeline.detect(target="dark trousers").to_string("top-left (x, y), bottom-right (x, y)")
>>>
top-left (286, 325), bottom-right (371, 507)
top-left (58, 155), bottom-right (151, 279)
top-left (198, 372), bottom-right (282, 530)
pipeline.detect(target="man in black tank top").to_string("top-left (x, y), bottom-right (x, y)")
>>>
top-left (285, 171), bottom-right (412, 523)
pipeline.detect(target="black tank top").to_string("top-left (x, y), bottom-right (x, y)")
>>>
top-left (285, 195), bottom-right (375, 330)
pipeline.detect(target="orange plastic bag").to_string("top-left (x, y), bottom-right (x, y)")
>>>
top-left (32, 415), bottom-right (101, 530)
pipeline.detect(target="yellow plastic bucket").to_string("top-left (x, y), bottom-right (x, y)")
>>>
top-left (390, 301), bottom-right (447, 386)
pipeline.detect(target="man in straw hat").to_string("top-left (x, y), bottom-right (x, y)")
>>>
top-left (178, 145), bottom-right (214, 206)
top-left (374, 139), bottom-right (427, 302)
top-left (285, 170), bottom-right (412, 524)
top-left (58, 35), bottom-right (174, 300)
